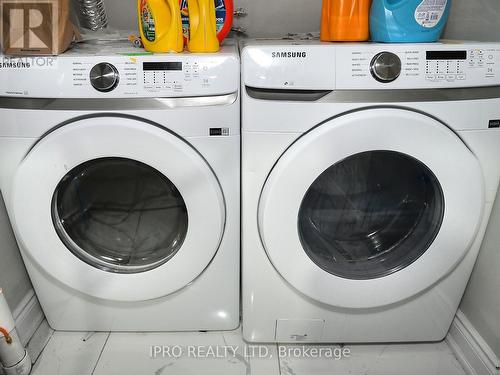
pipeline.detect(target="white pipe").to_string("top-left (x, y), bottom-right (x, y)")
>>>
top-left (0, 289), bottom-right (31, 375)
top-left (0, 289), bottom-right (14, 333)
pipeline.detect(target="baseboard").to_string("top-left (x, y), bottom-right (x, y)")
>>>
top-left (447, 310), bottom-right (500, 375)
top-left (12, 289), bottom-right (44, 346)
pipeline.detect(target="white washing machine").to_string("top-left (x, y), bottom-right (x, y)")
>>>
top-left (0, 40), bottom-right (240, 331)
top-left (241, 40), bottom-right (500, 343)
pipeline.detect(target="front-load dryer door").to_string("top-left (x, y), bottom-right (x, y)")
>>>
top-left (258, 108), bottom-right (484, 309)
top-left (12, 116), bottom-right (225, 302)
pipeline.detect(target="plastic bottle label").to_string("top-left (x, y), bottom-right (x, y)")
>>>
top-left (180, 0), bottom-right (228, 39)
top-left (414, 0), bottom-right (448, 28)
top-left (140, 0), bottom-right (156, 42)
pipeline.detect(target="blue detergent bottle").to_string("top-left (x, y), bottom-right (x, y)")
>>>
top-left (370, 0), bottom-right (451, 43)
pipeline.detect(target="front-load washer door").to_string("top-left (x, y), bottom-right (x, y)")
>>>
top-left (12, 116), bottom-right (225, 302)
top-left (258, 108), bottom-right (484, 309)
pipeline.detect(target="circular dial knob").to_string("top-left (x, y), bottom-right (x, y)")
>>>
top-left (370, 52), bottom-right (402, 83)
top-left (90, 63), bottom-right (119, 92)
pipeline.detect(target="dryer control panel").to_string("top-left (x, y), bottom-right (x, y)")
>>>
top-left (0, 40), bottom-right (239, 99)
top-left (242, 41), bottom-right (500, 91)
top-left (335, 44), bottom-right (500, 89)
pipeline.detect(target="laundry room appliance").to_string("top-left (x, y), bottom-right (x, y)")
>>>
top-left (241, 40), bottom-right (500, 343)
top-left (0, 40), bottom-right (240, 332)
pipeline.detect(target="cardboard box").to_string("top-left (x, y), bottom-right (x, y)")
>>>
top-left (1, 0), bottom-right (78, 55)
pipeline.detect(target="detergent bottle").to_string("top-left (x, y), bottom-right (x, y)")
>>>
top-left (214, 0), bottom-right (233, 43)
top-left (370, 0), bottom-right (451, 43)
top-left (320, 0), bottom-right (371, 42)
top-left (180, 0), bottom-right (233, 44)
top-left (187, 0), bottom-right (220, 53)
top-left (138, 0), bottom-right (184, 53)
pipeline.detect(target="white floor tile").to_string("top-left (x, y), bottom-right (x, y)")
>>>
top-left (30, 331), bottom-right (109, 375)
top-left (26, 320), bottom-right (54, 365)
top-left (279, 341), bottom-right (467, 375)
top-left (28, 328), bottom-right (469, 375)
top-left (92, 331), bottom-right (251, 375)
top-left (223, 329), bottom-right (280, 375)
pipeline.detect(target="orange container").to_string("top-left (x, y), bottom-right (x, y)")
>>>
top-left (320, 0), bottom-right (371, 42)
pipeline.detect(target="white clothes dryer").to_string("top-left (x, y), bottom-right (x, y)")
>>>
top-left (241, 40), bottom-right (500, 343)
top-left (0, 40), bottom-right (240, 332)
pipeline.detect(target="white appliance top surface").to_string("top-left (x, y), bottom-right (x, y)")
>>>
top-left (63, 39), bottom-right (238, 57)
top-left (241, 39), bottom-right (500, 90)
top-left (0, 39), bottom-right (239, 99)
top-left (242, 38), bottom-right (499, 46)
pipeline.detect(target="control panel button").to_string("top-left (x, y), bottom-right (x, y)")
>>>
top-left (90, 63), bottom-right (119, 92)
top-left (370, 52), bottom-right (402, 83)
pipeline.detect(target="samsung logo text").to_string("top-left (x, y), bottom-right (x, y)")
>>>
top-left (272, 51), bottom-right (307, 58)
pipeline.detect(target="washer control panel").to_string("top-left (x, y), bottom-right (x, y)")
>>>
top-left (336, 43), bottom-right (500, 89)
top-left (0, 41), bottom-right (239, 98)
top-left (69, 55), bottom-right (235, 97)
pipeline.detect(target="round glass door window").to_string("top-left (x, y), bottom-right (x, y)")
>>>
top-left (52, 158), bottom-right (188, 274)
top-left (298, 151), bottom-right (444, 280)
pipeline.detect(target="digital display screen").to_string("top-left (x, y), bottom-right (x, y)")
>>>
top-left (143, 62), bottom-right (183, 71)
top-left (426, 51), bottom-right (467, 60)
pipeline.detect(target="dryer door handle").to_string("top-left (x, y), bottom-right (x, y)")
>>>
top-left (245, 87), bottom-right (332, 102)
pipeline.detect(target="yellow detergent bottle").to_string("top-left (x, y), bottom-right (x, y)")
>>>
top-left (187, 0), bottom-right (220, 53)
top-left (138, 0), bottom-right (184, 53)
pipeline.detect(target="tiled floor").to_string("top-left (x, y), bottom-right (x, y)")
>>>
top-left (23, 321), bottom-right (467, 375)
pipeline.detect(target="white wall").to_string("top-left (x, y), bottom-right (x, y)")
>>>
top-left (100, 0), bottom-right (323, 37)
top-left (443, 0), bottom-right (500, 41)
top-left (459, 191), bottom-right (500, 357)
top-left (101, 0), bottom-right (136, 31)
top-left (231, 0), bottom-right (322, 38)
top-left (0, 194), bottom-right (32, 313)
top-left (100, 0), bottom-right (500, 40)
